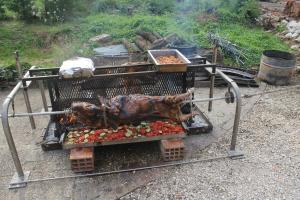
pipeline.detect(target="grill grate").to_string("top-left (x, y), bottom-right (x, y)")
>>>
top-left (47, 64), bottom-right (208, 112)
top-left (48, 72), bottom-right (188, 111)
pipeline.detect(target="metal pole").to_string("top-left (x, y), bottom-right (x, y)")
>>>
top-left (229, 81), bottom-right (242, 151)
top-left (15, 51), bottom-right (23, 80)
top-left (208, 46), bottom-right (218, 112)
top-left (15, 52), bottom-right (36, 129)
top-left (1, 68), bottom-right (34, 188)
top-left (2, 82), bottom-right (24, 177)
top-left (38, 80), bottom-right (48, 112)
top-left (23, 88), bottom-right (36, 129)
top-left (1, 80), bottom-right (31, 188)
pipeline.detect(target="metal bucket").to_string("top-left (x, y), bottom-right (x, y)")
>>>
top-left (258, 50), bottom-right (296, 85)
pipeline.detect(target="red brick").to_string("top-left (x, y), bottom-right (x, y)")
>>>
top-left (70, 147), bottom-right (94, 172)
top-left (160, 139), bottom-right (185, 161)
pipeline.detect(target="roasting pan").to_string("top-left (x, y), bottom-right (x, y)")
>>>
top-left (148, 49), bottom-right (191, 72)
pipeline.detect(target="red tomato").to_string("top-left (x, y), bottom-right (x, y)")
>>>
top-left (140, 128), bottom-right (146, 135)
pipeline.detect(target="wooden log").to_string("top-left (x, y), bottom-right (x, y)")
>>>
top-left (122, 38), bottom-right (140, 53)
top-left (135, 35), bottom-right (152, 51)
top-left (150, 33), bottom-right (180, 50)
top-left (150, 38), bottom-right (168, 50)
top-left (136, 30), bottom-right (159, 43)
top-left (153, 32), bottom-right (162, 39)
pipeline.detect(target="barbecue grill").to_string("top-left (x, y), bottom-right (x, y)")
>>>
top-left (1, 53), bottom-right (243, 189)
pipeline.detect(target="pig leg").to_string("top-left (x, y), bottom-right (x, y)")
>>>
top-left (179, 113), bottom-right (193, 121)
top-left (164, 88), bottom-right (194, 105)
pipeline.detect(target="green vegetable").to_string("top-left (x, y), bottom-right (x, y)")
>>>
top-left (100, 133), bottom-right (106, 137)
top-left (125, 130), bottom-right (133, 137)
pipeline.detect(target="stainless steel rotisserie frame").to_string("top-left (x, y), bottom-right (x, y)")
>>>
top-left (1, 60), bottom-right (243, 189)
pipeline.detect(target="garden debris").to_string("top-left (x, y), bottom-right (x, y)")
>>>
top-left (208, 33), bottom-right (248, 66)
top-left (259, 0), bottom-right (300, 48)
top-left (257, 12), bottom-right (282, 30)
top-left (284, 0), bottom-right (300, 17)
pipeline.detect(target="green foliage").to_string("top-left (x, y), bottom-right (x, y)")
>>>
top-left (0, 0), bottom-right (289, 69)
top-left (93, 0), bottom-right (118, 13)
top-left (93, 0), bottom-right (175, 15)
top-left (5, 0), bottom-right (35, 20)
top-left (0, 62), bottom-right (31, 81)
top-left (0, 0), bottom-right (5, 19)
top-left (44, 0), bottom-right (74, 23)
top-left (194, 22), bottom-right (290, 67)
top-left (147, 0), bottom-right (175, 15)
top-left (217, 0), bottom-right (260, 23)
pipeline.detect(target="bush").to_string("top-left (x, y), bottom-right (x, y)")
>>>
top-left (0, 62), bottom-right (31, 82)
top-left (0, 0), bottom-right (5, 19)
top-left (238, 0), bottom-right (260, 23)
top-left (147, 0), bottom-right (175, 15)
top-left (93, 0), bottom-right (118, 13)
top-left (44, 0), bottom-right (74, 23)
top-left (218, 0), bottom-right (260, 24)
top-left (5, 0), bottom-right (35, 21)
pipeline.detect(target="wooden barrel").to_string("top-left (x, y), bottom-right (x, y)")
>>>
top-left (258, 50), bottom-right (296, 85)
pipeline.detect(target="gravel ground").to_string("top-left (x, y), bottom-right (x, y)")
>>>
top-left (0, 76), bottom-right (299, 199)
top-left (120, 83), bottom-right (300, 200)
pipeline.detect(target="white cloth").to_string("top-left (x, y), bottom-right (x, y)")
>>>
top-left (59, 57), bottom-right (95, 78)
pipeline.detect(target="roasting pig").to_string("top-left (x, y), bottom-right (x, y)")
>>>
top-left (71, 89), bottom-right (195, 128)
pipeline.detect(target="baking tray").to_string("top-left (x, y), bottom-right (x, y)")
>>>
top-left (182, 106), bottom-right (213, 134)
top-left (148, 49), bottom-right (191, 72)
top-left (61, 128), bottom-right (186, 150)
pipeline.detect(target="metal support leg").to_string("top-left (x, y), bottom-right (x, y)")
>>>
top-left (208, 46), bottom-right (218, 112)
top-left (208, 66), bottom-right (216, 112)
top-left (228, 82), bottom-right (244, 159)
top-left (38, 80), bottom-right (48, 112)
top-left (1, 81), bottom-right (30, 189)
top-left (216, 69), bottom-right (244, 159)
top-left (23, 88), bottom-right (36, 129)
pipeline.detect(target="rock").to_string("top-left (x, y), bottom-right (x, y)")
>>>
top-left (290, 44), bottom-right (299, 49)
top-left (89, 34), bottom-right (112, 44)
top-left (281, 19), bottom-right (289, 25)
top-left (285, 32), bottom-right (293, 39)
top-left (287, 20), bottom-right (300, 34)
top-left (295, 36), bottom-right (300, 42)
top-left (295, 66), bottom-right (300, 74)
top-left (292, 32), bottom-right (299, 38)
top-left (273, 16), bottom-right (280, 22)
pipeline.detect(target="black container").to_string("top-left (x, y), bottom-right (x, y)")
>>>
top-left (169, 44), bottom-right (197, 57)
top-left (182, 106), bottom-right (213, 135)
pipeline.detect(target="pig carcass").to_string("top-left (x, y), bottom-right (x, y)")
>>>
top-left (71, 89), bottom-right (195, 128)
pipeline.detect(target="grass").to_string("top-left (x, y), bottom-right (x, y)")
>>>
top-left (0, 20), bottom-right (75, 66)
top-left (0, 13), bottom-right (290, 68)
